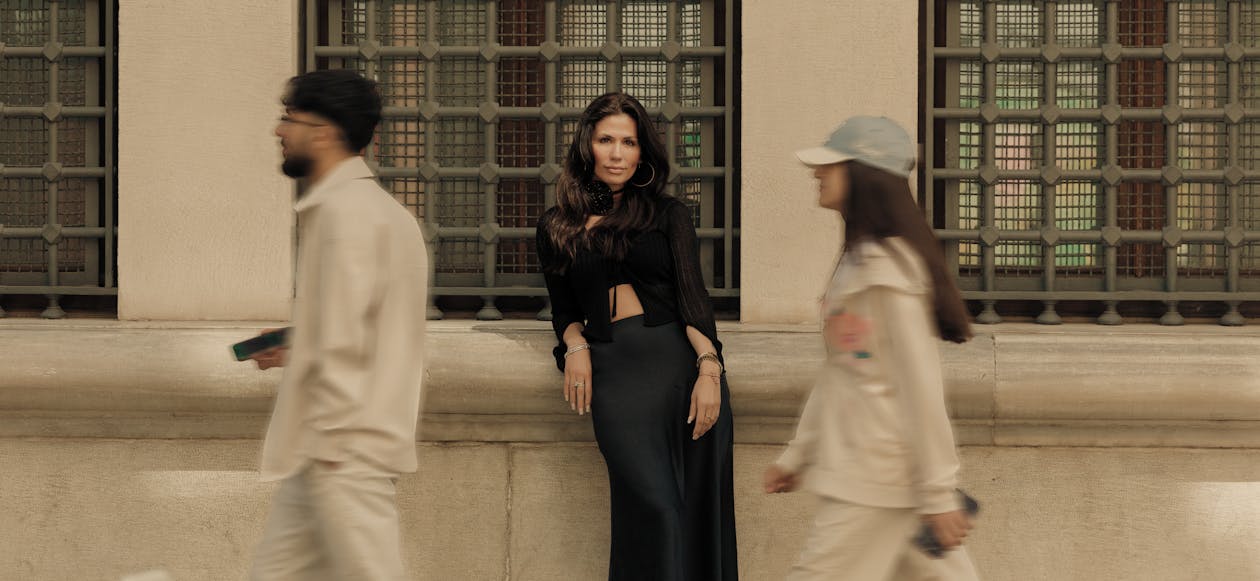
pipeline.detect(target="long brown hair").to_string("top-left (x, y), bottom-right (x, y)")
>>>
top-left (843, 162), bottom-right (973, 343)
top-left (542, 92), bottom-right (670, 271)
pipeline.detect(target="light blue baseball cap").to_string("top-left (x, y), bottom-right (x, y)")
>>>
top-left (795, 115), bottom-right (915, 177)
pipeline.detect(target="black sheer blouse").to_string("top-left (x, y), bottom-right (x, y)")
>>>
top-left (536, 198), bottom-right (722, 371)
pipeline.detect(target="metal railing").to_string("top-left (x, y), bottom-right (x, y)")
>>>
top-left (926, 0), bottom-right (1260, 325)
top-left (0, 0), bottom-right (116, 318)
top-left (308, 0), bottom-right (738, 320)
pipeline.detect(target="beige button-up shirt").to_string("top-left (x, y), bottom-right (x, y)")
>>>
top-left (260, 156), bottom-right (428, 482)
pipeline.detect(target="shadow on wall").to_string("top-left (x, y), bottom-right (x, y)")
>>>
top-left (5, 440), bottom-right (270, 581)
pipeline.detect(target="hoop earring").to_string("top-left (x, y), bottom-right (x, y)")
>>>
top-left (630, 163), bottom-right (656, 188)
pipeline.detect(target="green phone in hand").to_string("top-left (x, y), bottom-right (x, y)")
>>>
top-left (231, 328), bottom-right (290, 361)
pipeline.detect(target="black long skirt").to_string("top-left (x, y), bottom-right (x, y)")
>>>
top-left (588, 315), bottom-right (738, 581)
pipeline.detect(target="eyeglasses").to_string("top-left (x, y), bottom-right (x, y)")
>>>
top-left (278, 115), bottom-right (327, 127)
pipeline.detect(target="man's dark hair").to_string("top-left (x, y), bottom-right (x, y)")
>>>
top-left (282, 69), bottom-right (382, 153)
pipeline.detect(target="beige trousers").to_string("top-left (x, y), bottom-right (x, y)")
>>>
top-left (787, 498), bottom-right (980, 581)
top-left (251, 460), bottom-right (408, 581)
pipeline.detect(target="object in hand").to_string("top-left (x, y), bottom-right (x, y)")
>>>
top-left (231, 328), bottom-right (290, 361)
top-left (914, 490), bottom-right (979, 558)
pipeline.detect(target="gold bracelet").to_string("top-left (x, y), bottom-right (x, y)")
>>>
top-left (695, 351), bottom-right (723, 373)
top-left (564, 343), bottom-right (591, 358)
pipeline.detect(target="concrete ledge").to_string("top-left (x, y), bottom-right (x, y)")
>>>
top-left (3, 320), bottom-right (1259, 447)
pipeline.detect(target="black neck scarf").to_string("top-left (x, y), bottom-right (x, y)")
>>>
top-left (584, 180), bottom-right (617, 216)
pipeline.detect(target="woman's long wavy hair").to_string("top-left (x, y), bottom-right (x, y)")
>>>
top-left (542, 92), bottom-right (670, 272)
top-left (843, 162), bottom-right (973, 343)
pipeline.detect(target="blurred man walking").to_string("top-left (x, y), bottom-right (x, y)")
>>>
top-left (248, 69), bottom-right (428, 581)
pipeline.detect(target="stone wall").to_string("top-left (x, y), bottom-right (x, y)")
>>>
top-left (4, 321), bottom-right (1260, 580)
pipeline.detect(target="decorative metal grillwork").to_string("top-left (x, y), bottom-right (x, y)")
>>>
top-left (0, 0), bottom-right (116, 318)
top-left (308, 0), bottom-right (738, 320)
top-left (928, 0), bottom-right (1260, 325)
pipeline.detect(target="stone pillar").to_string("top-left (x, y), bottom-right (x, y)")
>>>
top-left (117, 0), bottom-right (297, 320)
top-left (740, 1), bottom-right (920, 323)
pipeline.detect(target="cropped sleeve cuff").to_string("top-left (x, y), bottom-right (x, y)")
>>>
top-left (918, 487), bottom-right (963, 515)
top-left (775, 445), bottom-right (809, 475)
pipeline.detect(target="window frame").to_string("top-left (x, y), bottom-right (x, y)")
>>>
top-left (924, 0), bottom-right (1260, 325)
top-left (305, 0), bottom-right (739, 320)
top-left (0, 0), bottom-right (117, 318)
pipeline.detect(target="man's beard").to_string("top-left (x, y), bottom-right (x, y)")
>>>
top-left (281, 154), bottom-right (314, 178)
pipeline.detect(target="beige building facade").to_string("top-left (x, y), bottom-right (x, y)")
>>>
top-left (4, 2), bottom-right (1260, 580)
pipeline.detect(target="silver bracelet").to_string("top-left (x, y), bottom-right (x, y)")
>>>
top-left (564, 343), bottom-right (592, 358)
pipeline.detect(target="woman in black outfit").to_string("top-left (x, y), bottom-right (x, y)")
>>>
top-left (536, 92), bottom-right (738, 581)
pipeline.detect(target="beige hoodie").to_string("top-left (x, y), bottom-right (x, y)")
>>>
top-left (775, 237), bottom-right (963, 515)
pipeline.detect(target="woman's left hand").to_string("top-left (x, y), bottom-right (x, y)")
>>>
top-left (688, 363), bottom-right (723, 440)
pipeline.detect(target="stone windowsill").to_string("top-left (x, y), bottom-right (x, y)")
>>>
top-left (2, 320), bottom-right (1258, 447)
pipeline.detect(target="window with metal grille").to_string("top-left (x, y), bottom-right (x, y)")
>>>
top-left (927, 0), bottom-right (1260, 325)
top-left (0, 0), bottom-right (116, 318)
top-left (306, 0), bottom-right (738, 320)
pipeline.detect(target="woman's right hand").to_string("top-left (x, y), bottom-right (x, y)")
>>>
top-left (563, 349), bottom-right (593, 415)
